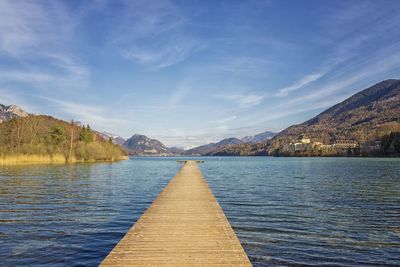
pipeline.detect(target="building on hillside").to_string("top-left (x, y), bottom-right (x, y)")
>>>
top-left (295, 134), bottom-right (310, 144)
top-left (282, 135), bottom-right (360, 154)
top-left (290, 134), bottom-right (314, 152)
top-left (319, 144), bottom-right (334, 150)
top-left (300, 137), bottom-right (311, 144)
top-left (333, 140), bottom-right (358, 149)
top-left (283, 135), bottom-right (337, 153)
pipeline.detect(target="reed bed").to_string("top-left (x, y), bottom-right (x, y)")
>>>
top-left (0, 154), bottom-right (68, 165)
top-left (0, 154), bottom-right (128, 165)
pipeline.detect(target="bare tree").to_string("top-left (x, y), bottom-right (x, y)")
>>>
top-left (68, 120), bottom-right (74, 162)
top-left (15, 118), bottom-right (23, 153)
top-left (25, 116), bottom-right (41, 144)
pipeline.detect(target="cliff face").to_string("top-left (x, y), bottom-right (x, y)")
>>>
top-left (0, 104), bottom-right (29, 123)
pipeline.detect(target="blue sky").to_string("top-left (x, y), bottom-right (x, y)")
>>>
top-left (1, 0), bottom-right (400, 148)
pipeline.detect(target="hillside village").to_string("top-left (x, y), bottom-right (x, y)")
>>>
top-left (278, 134), bottom-right (381, 156)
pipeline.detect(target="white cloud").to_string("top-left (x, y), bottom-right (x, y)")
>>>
top-left (0, 54), bottom-right (90, 89)
top-left (276, 72), bottom-right (325, 97)
top-left (287, 46), bottom-right (400, 107)
top-left (218, 92), bottom-right (266, 108)
top-left (0, 87), bottom-right (39, 113)
top-left (212, 115), bottom-right (237, 124)
top-left (0, 1), bottom-right (90, 89)
top-left (0, 71), bottom-right (54, 84)
top-left (215, 56), bottom-right (271, 75)
top-left (236, 43), bottom-right (400, 132)
top-left (167, 85), bottom-right (191, 111)
top-left (0, 1), bottom-right (47, 55)
top-left (122, 38), bottom-right (202, 70)
top-left (112, 0), bottom-right (203, 70)
top-left (0, 1), bottom-right (70, 56)
top-left (39, 96), bottom-right (133, 130)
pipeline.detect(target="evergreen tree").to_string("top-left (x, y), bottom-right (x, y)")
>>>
top-left (49, 125), bottom-right (67, 146)
top-left (79, 125), bottom-right (94, 143)
top-left (381, 132), bottom-right (400, 154)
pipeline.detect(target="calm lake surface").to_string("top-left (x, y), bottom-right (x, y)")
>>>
top-left (1, 157), bottom-right (399, 266)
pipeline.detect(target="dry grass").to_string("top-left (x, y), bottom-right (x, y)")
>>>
top-left (0, 154), bottom-right (128, 165)
top-left (0, 154), bottom-right (68, 165)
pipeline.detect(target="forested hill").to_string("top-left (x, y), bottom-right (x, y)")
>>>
top-left (0, 115), bottom-right (126, 164)
top-left (265, 79), bottom-right (400, 155)
top-left (208, 79), bottom-right (400, 156)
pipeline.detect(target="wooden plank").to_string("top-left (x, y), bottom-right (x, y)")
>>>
top-left (101, 160), bottom-right (251, 266)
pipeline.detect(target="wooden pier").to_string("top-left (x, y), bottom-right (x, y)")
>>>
top-left (101, 160), bottom-right (251, 266)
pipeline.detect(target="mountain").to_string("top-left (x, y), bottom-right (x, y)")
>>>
top-left (0, 104), bottom-right (29, 123)
top-left (207, 142), bottom-right (269, 156)
top-left (97, 131), bottom-right (126, 146)
top-left (215, 137), bottom-right (244, 146)
top-left (184, 143), bottom-right (215, 156)
top-left (168, 147), bottom-right (185, 155)
top-left (268, 79), bottom-right (400, 155)
top-left (241, 131), bottom-right (276, 143)
top-left (184, 137), bottom-right (243, 155)
top-left (123, 134), bottom-right (173, 156)
top-left (184, 132), bottom-right (276, 156)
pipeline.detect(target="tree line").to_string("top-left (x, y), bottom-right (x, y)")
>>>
top-left (0, 115), bottom-right (126, 162)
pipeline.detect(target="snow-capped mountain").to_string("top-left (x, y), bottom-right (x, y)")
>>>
top-left (123, 134), bottom-right (173, 156)
top-left (184, 137), bottom-right (244, 155)
top-left (98, 132), bottom-right (126, 146)
top-left (241, 131), bottom-right (276, 143)
top-left (0, 104), bottom-right (29, 123)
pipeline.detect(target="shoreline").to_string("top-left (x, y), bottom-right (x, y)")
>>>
top-left (0, 154), bottom-right (129, 166)
top-left (129, 154), bottom-right (400, 158)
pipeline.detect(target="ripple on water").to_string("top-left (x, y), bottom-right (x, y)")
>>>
top-left (0, 157), bottom-right (400, 266)
top-left (201, 157), bottom-right (400, 266)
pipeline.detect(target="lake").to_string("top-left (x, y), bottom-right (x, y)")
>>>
top-left (0, 157), bottom-right (399, 266)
